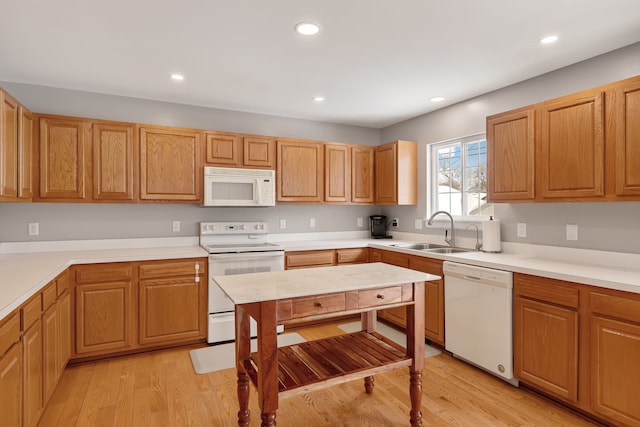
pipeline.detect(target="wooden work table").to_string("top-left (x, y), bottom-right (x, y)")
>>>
top-left (214, 263), bottom-right (439, 426)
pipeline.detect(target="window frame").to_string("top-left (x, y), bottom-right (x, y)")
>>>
top-left (427, 132), bottom-right (493, 222)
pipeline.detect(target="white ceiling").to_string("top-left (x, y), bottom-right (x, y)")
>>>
top-left (1, 1), bottom-right (640, 128)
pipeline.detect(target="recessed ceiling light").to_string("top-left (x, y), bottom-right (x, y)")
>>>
top-left (540, 35), bottom-right (558, 45)
top-left (313, 96), bottom-right (325, 102)
top-left (295, 22), bottom-right (321, 36)
top-left (170, 73), bottom-right (184, 81)
top-left (430, 96), bottom-right (445, 103)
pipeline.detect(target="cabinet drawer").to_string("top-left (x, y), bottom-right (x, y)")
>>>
top-left (380, 250), bottom-right (410, 267)
top-left (590, 290), bottom-right (640, 324)
top-left (285, 250), bottom-right (335, 269)
top-left (409, 256), bottom-right (443, 275)
top-left (139, 259), bottom-right (206, 279)
top-left (75, 263), bottom-right (132, 284)
top-left (514, 274), bottom-right (579, 308)
top-left (336, 248), bottom-right (368, 264)
top-left (42, 282), bottom-right (57, 310)
top-left (359, 286), bottom-right (402, 308)
top-left (0, 312), bottom-right (20, 356)
top-left (22, 294), bottom-right (42, 331)
top-left (57, 269), bottom-right (70, 296)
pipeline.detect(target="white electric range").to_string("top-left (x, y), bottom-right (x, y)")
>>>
top-left (200, 221), bottom-right (285, 344)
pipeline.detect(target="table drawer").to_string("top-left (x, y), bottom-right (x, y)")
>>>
top-left (358, 286), bottom-right (402, 308)
top-left (292, 293), bottom-right (346, 318)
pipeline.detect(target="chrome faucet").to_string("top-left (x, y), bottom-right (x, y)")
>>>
top-left (466, 223), bottom-right (483, 251)
top-left (427, 210), bottom-right (456, 248)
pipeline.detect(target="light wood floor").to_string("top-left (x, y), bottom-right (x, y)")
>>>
top-left (38, 323), bottom-right (601, 427)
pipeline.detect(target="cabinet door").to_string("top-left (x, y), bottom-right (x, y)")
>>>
top-left (486, 108), bottom-right (535, 201)
top-left (613, 78), bottom-right (640, 196)
top-left (57, 291), bottom-right (71, 374)
top-left (351, 145), bottom-right (374, 203)
top-left (514, 296), bottom-right (579, 403)
top-left (205, 132), bottom-right (240, 165)
top-left (0, 90), bottom-right (19, 198)
top-left (378, 250), bottom-right (410, 327)
top-left (540, 91), bottom-right (605, 199)
top-left (410, 256), bottom-right (444, 345)
top-left (18, 106), bottom-right (33, 198)
top-left (139, 277), bottom-right (206, 345)
top-left (75, 281), bottom-right (133, 355)
top-left (139, 126), bottom-right (202, 201)
top-left (277, 140), bottom-right (324, 202)
top-left (375, 143), bottom-right (397, 204)
top-left (244, 137), bottom-right (275, 168)
top-left (0, 343), bottom-right (22, 427)
top-left (93, 122), bottom-right (134, 200)
top-left (590, 316), bottom-right (640, 426)
top-left (23, 319), bottom-right (42, 427)
top-left (42, 303), bottom-right (58, 402)
top-left (325, 143), bottom-right (350, 203)
top-left (39, 117), bottom-right (88, 199)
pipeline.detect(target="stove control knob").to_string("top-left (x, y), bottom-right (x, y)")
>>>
top-left (239, 224), bottom-right (246, 230)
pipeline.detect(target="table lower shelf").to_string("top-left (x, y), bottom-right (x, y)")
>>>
top-left (243, 331), bottom-right (413, 399)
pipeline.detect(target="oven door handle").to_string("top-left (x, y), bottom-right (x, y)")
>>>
top-left (209, 251), bottom-right (285, 261)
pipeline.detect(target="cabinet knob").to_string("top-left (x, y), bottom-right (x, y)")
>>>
top-left (314, 302), bottom-right (323, 308)
top-left (376, 294), bottom-right (385, 300)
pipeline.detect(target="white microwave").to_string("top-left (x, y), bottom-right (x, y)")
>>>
top-left (203, 167), bottom-right (276, 206)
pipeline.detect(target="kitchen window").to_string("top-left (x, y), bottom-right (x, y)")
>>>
top-left (428, 133), bottom-right (493, 218)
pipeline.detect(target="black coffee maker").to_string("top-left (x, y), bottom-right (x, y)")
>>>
top-left (369, 215), bottom-right (389, 239)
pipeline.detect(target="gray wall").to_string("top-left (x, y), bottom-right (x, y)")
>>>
top-left (0, 85), bottom-right (381, 242)
top-left (380, 42), bottom-right (640, 254)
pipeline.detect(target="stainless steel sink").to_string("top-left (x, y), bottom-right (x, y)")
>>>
top-left (390, 243), bottom-right (448, 250)
top-left (423, 247), bottom-right (472, 254)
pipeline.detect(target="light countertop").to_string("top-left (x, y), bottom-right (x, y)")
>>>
top-left (214, 263), bottom-right (437, 304)
top-left (1, 233), bottom-right (640, 322)
top-left (0, 242), bottom-right (207, 320)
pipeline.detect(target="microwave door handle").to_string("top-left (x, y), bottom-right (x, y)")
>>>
top-left (255, 178), bottom-right (262, 205)
top-left (209, 252), bottom-right (284, 261)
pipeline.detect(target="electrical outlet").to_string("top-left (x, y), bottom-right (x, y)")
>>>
top-left (28, 222), bottom-right (39, 236)
top-left (517, 222), bottom-right (527, 238)
top-left (172, 221), bottom-right (181, 232)
top-left (279, 219), bottom-right (286, 229)
top-left (357, 217), bottom-right (364, 227)
top-left (414, 219), bottom-right (423, 230)
top-left (309, 218), bottom-right (316, 228)
top-left (566, 224), bottom-right (578, 240)
top-left (392, 217), bottom-right (399, 227)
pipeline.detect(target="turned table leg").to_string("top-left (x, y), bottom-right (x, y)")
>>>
top-left (364, 375), bottom-right (375, 394)
top-left (237, 371), bottom-right (251, 426)
top-left (261, 412), bottom-right (276, 426)
top-left (409, 371), bottom-right (423, 426)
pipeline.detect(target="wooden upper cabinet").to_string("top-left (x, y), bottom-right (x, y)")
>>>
top-left (93, 123), bottom-right (134, 200)
top-left (244, 137), bottom-right (275, 168)
top-left (325, 143), bottom-right (350, 203)
top-left (38, 117), bottom-right (89, 200)
top-left (205, 132), bottom-right (240, 165)
top-left (205, 132), bottom-right (275, 169)
top-left (613, 76), bottom-right (640, 196)
top-left (375, 140), bottom-right (417, 205)
top-left (486, 107), bottom-right (535, 202)
top-left (0, 90), bottom-right (19, 199)
top-left (139, 125), bottom-right (202, 202)
top-left (18, 105), bottom-right (33, 199)
top-left (351, 145), bottom-right (374, 204)
top-left (539, 90), bottom-right (605, 199)
top-left (277, 139), bottom-right (324, 202)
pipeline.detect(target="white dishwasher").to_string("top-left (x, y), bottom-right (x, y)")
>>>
top-left (443, 261), bottom-right (518, 386)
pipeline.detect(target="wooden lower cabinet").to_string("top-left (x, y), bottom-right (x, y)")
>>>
top-left (588, 290), bottom-right (640, 426)
top-left (285, 250), bottom-right (335, 269)
top-left (409, 257), bottom-right (445, 345)
top-left (138, 259), bottom-right (207, 346)
top-left (0, 341), bottom-right (22, 427)
top-left (74, 274), bottom-right (134, 355)
top-left (22, 318), bottom-right (42, 427)
top-left (72, 258), bottom-right (207, 360)
top-left (377, 250), bottom-right (410, 327)
top-left (514, 274), bottom-right (580, 403)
